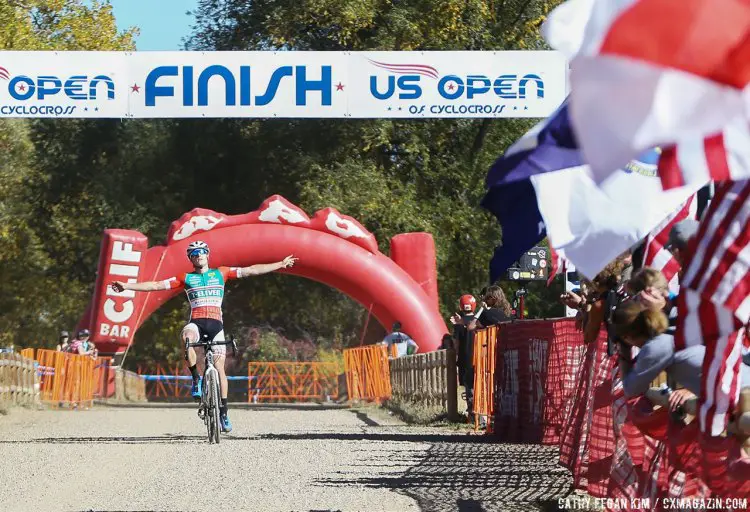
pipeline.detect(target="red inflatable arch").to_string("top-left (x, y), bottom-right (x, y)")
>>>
top-left (79, 195), bottom-right (447, 356)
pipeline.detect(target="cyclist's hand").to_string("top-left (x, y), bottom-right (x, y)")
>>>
top-left (110, 281), bottom-right (126, 293)
top-left (281, 255), bottom-right (298, 268)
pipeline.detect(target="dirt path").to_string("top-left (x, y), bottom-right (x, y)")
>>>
top-left (0, 404), bottom-right (571, 511)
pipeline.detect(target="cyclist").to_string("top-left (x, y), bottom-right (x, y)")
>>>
top-left (111, 241), bottom-right (298, 432)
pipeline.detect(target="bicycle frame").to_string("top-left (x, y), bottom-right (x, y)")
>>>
top-left (184, 335), bottom-right (237, 444)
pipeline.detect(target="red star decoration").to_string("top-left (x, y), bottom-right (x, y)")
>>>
top-left (131, 84), bottom-right (141, 93)
top-left (335, 82), bottom-right (345, 91)
top-left (447, 83), bottom-right (455, 91)
top-left (17, 83), bottom-right (26, 92)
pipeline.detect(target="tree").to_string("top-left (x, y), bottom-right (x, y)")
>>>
top-left (3, 0), bottom-right (567, 364)
top-left (0, 0), bottom-right (136, 346)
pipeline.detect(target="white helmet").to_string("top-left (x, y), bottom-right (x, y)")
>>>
top-left (186, 240), bottom-right (209, 258)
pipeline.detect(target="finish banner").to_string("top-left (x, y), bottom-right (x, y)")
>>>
top-left (0, 51), bottom-right (567, 119)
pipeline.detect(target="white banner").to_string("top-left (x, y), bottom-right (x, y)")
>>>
top-left (0, 51), bottom-right (568, 119)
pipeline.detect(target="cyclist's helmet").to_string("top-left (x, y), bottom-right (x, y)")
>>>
top-left (459, 294), bottom-right (476, 313)
top-left (186, 240), bottom-right (210, 259)
top-left (77, 329), bottom-right (90, 338)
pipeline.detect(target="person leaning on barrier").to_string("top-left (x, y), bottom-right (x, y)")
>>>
top-left (56, 331), bottom-right (70, 352)
top-left (612, 300), bottom-right (750, 411)
top-left (68, 329), bottom-right (96, 357)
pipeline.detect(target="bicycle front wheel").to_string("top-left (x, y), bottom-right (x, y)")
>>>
top-left (204, 370), bottom-right (220, 444)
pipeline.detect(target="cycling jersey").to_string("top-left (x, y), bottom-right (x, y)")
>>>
top-left (163, 267), bottom-right (242, 321)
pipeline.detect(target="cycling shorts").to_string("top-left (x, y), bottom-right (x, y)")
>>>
top-left (184, 318), bottom-right (226, 355)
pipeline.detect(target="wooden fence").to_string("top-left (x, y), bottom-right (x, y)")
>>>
top-left (0, 353), bottom-right (38, 405)
top-left (389, 349), bottom-right (458, 418)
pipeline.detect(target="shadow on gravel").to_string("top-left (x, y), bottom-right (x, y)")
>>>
top-left (0, 434), bottom-right (259, 444)
top-left (260, 432), bottom-right (497, 443)
top-left (318, 441), bottom-right (572, 512)
top-left (94, 402), bottom-right (347, 411)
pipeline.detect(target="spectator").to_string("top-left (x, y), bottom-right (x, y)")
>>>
top-left (665, 219), bottom-right (700, 271)
top-left (69, 329), bottom-right (96, 356)
top-left (467, 286), bottom-right (512, 331)
top-left (561, 254), bottom-right (630, 347)
top-left (380, 321), bottom-right (419, 358)
top-left (612, 300), bottom-right (750, 404)
top-left (450, 294), bottom-right (478, 417)
top-left (55, 331), bottom-right (70, 352)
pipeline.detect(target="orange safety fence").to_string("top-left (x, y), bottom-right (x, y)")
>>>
top-left (35, 349), bottom-right (101, 408)
top-left (247, 362), bottom-right (339, 402)
top-left (19, 348), bottom-right (34, 359)
top-left (472, 324), bottom-right (500, 431)
top-left (137, 365), bottom-right (193, 400)
top-left (343, 344), bottom-right (392, 402)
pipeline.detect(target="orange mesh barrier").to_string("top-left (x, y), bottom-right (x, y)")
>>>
top-left (343, 345), bottom-right (392, 402)
top-left (35, 349), bottom-right (98, 408)
top-left (472, 325), bottom-right (500, 431)
top-left (19, 348), bottom-right (34, 359)
top-left (247, 362), bottom-right (339, 402)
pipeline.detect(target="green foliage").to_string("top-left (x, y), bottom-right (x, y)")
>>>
top-left (2, 0), bottom-right (567, 364)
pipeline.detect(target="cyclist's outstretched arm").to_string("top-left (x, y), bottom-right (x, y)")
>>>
top-left (110, 280), bottom-right (170, 293)
top-left (237, 255), bottom-right (298, 277)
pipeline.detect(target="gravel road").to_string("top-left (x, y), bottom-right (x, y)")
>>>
top-left (0, 404), bottom-right (572, 511)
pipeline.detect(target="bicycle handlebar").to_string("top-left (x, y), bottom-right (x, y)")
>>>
top-left (184, 336), bottom-right (238, 358)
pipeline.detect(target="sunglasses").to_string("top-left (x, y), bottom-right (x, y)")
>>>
top-left (189, 249), bottom-right (209, 258)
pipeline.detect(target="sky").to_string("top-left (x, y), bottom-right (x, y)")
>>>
top-left (109, 0), bottom-right (199, 51)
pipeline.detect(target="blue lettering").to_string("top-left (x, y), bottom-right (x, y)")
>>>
top-left (64, 76), bottom-right (87, 100)
top-left (36, 76), bottom-right (62, 100)
top-left (437, 75), bottom-right (464, 100)
top-left (145, 66), bottom-right (179, 106)
top-left (240, 66), bottom-right (251, 106)
top-left (466, 75), bottom-right (490, 99)
top-left (197, 65), bottom-right (236, 106)
top-left (183, 66), bottom-right (194, 106)
top-left (519, 74), bottom-right (544, 99)
top-left (493, 75), bottom-right (517, 99)
top-left (256, 66), bottom-right (292, 106)
top-left (397, 76), bottom-right (421, 100)
top-left (370, 75), bottom-right (395, 100)
top-left (295, 65), bottom-right (331, 106)
top-left (8, 76), bottom-right (35, 101)
top-left (89, 75), bottom-right (115, 100)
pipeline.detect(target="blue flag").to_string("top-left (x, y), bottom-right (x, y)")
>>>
top-left (481, 100), bottom-right (578, 283)
top-left (482, 98), bottom-right (702, 282)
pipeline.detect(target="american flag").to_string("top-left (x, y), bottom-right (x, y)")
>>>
top-left (676, 179), bottom-right (750, 436)
top-left (658, 118), bottom-right (750, 191)
top-left (641, 195), bottom-right (697, 294)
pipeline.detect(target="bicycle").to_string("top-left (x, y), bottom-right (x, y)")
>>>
top-left (184, 334), bottom-right (238, 444)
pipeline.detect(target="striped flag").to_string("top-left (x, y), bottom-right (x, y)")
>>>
top-left (642, 195), bottom-right (697, 294)
top-left (658, 118), bottom-right (750, 191)
top-left (543, 0), bottom-right (750, 181)
top-left (547, 246), bottom-right (566, 286)
top-left (677, 179), bottom-right (750, 436)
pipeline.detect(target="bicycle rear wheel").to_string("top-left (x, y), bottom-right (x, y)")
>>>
top-left (204, 370), bottom-right (220, 444)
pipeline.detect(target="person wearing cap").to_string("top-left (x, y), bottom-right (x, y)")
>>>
top-left (665, 219), bottom-right (700, 271)
top-left (56, 331), bottom-right (70, 352)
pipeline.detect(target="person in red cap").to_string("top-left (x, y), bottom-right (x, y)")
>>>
top-left (450, 294), bottom-right (479, 419)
